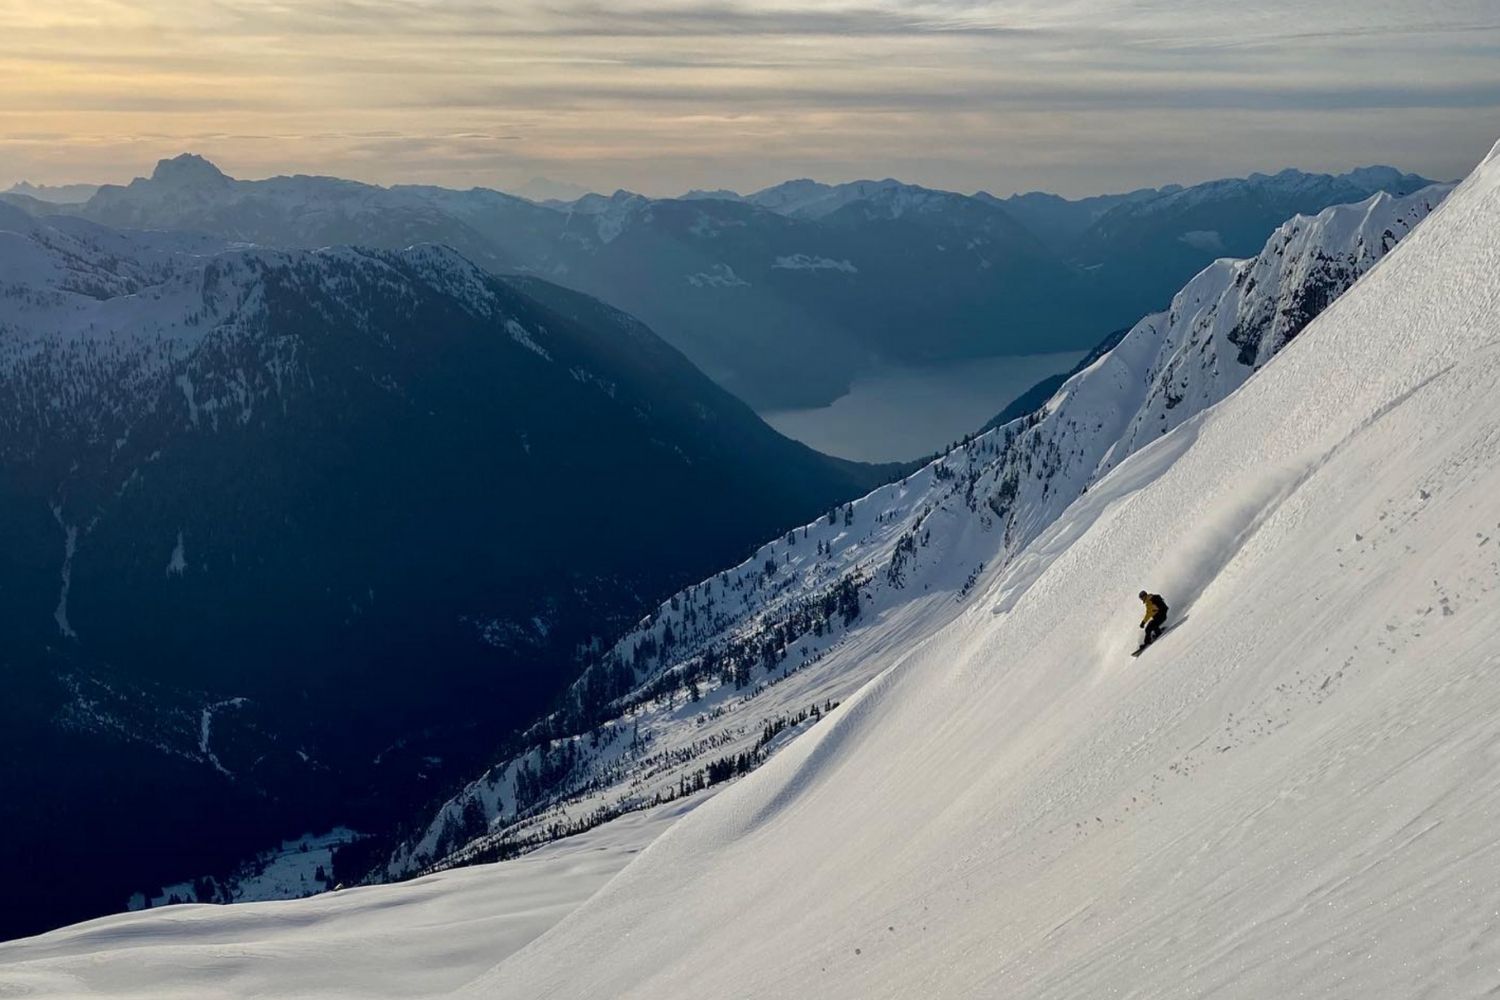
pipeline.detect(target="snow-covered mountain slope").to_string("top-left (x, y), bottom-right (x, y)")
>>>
top-left (475, 139), bottom-right (1500, 999)
top-left (376, 183), bottom-right (1448, 882)
top-left (1, 145), bottom-right (1489, 998)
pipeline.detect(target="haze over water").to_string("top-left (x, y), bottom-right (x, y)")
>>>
top-left (764, 351), bottom-right (1085, 463)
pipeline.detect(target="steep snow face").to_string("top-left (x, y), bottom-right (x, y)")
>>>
top-left (474, 141), bottom-right (1500, 999)
top-left (380, 185), bottom-right (1446, 882)
top-left (1098, 186), bottom-right (1449, 470)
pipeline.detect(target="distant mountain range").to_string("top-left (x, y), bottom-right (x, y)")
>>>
top-left (3, 156), bottom-right (1436, 410)
top-left (3, 181), bottom-right (100, 204)
top-left (1062, 165), bottom-right (1436, 323)
top-left (0, 203), bottom-right (890, 938)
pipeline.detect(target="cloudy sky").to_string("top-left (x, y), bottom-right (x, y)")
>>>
top-left (3, 0), bottom-right (1499, 197)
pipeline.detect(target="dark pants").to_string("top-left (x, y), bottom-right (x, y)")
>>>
top-left (1143, 612), bottom-right (1166, 645)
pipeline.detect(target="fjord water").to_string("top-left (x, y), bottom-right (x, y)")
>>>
top-left (762, 351), bottom-right (1087, 462)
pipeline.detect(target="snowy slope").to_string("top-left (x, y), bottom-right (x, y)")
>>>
top-left (470, 140), bottom-right (1500, 998)
top-left (0, 795), bottom-right (709, 999)
top-left (381, 182), bottom-right (1447, 882)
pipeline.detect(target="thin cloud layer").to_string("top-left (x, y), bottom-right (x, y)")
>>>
top-left (2, 0), bottom-right (1497, 195)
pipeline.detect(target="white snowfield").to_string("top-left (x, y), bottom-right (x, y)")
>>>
top-left (3, 141), bottom-right (1498, 998)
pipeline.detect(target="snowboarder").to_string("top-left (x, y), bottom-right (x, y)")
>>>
top-left (1138, 591), bottom-right (1169, 647)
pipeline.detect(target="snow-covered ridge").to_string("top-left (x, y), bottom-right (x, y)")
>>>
top-left (16, 156), bottom-right (1436, 275)
top-left (733, 165), bottom-right (1430, 225)
top-left (0, 214), bottom-right (516, 460)
top-left (4, 180), bottom-right (101, 204)
top-left (1098, 184), bottom-right (1450, 465)
top-left (1097, 163), bottom-right (1435, 226)
top-left (382, 183), bottom-right (1448, 881)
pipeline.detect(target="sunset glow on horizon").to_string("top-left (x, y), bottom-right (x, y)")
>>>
top-left (3, 0), bottom-right (1499, 196)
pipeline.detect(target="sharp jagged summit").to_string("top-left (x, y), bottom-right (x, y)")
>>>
top-left (148, 153), bottom-right (233, 187)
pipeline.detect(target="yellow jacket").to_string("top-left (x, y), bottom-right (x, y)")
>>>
top-left (1140, 593), bottom-right (1166, 625)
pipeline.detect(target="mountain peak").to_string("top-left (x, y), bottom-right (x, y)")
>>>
top-left (1340, 164), bottom-right (1436, 192)
top-left (680, 188), bottom-right (744, 202)
top-left (150, 153), bottom-right (232, 187)
top-left (746, 177), bottom-right (939, 219)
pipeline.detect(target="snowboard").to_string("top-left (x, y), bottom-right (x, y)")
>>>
top-left (1131, 616), bottom-right (1187, 658)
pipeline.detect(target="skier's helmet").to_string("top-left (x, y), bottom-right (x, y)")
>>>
top-left (1138, 590), bottom-right (1147, 599)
